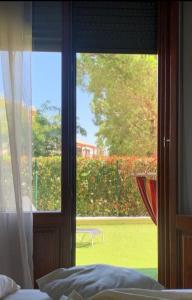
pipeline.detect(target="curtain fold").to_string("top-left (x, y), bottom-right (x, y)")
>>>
top-left (0, 2), bottom-right (33, 288)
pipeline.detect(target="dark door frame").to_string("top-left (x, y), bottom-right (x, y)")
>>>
top-left (33, 2), bottom-right (76, 282)
top-left (33, 1), bottom-right (180, 288)
top-left (157, 1), bottom-right (179, 288)
top-left (61, 1), bottom-right (76, 266)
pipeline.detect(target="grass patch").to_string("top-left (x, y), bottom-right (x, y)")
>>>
top-left (77, 217), bottom-right (153, 226)
top-left (76, 219), bottom-right (157, 279)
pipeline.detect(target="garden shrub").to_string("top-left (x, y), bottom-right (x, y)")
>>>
top-left (33, 156), bottom-right (61, 211)
top-left (33, 156), bottom-right (157, 216)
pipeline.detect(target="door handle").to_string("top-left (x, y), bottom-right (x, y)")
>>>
top-left (163, 137), bottom-right (170, 148)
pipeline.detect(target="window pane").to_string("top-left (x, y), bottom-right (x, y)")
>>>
top-left (32, 52), bottom-right (61, 211)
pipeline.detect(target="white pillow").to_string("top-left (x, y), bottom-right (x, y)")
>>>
top-left (37, 264), bottom-right (164, 300)
top-left (0, 274), bottom-right (20, 298)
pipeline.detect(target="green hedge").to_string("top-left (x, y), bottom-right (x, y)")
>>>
top-left (33, 157), bottom-right (61, 211)
top-left (33, 156), bottom-right (157, 216)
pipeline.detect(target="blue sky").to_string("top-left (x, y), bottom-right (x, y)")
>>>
top-left (0, 52), bottom-right (97, 144)
top-left (0, 53), bottom-right (158, 153)
top-left (32, 52), bottom-right (97, 145)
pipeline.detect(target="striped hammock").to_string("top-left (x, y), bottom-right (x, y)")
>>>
top-left (136, 176), bottom-right (157, 225)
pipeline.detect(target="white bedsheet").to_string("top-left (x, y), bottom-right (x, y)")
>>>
top-left (4, 289), bottom-right (51, 300)
top-left (3, 288), bottom-right (192, 300)
top-left (87, 289), bottom-right (192, 300)
top-left (59, 289), bottom-right (192, 300)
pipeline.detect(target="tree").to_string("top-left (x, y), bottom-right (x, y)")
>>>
top-left (77, 54), bottom-right (157, 156)
top-left (32, 100), bottom-right (86, 157)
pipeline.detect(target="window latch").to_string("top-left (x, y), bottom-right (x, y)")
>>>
top-left (163, 137), bottom-right (171, 148)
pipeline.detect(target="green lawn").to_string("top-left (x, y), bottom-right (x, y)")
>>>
top-left (76, 218), bottom-right (157, 279)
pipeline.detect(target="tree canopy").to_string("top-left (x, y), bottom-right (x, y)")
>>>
top-left (32, 100), bottom-right (86, 157)
top-left (77, 54), bottom-right (157, 157)
top-left (32, 54), bottom-right (157, 157)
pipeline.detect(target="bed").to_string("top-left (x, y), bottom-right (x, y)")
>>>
top-left (4, 289), bottom-right (192, 300)
top-left (2, 266), bottom-right (192, 299)
top-left (4, 289), bottom-right (51, 300)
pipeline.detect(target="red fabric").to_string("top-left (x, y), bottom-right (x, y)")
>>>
top-left (136, 176), bottom-right (157, 225)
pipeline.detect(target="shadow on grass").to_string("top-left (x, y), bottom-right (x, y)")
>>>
top-left (135, 268), bottom-right (157, 279)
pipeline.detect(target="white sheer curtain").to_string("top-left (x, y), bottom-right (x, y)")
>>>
top-left (0, 2), bottom-right (33, 288)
